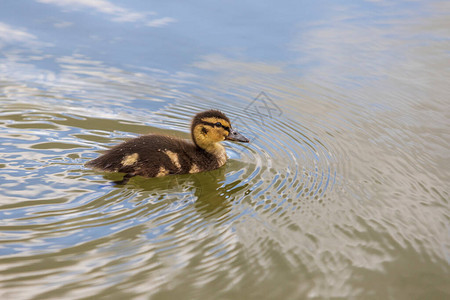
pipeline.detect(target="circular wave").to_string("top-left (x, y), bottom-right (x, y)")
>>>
top-left (161, 98), bottom-right (339, 217)
top-left (0, 84), bottom-right (340, 298)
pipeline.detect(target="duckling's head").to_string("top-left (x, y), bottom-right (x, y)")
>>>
top-left (191, 110), bottom-right (249, 152)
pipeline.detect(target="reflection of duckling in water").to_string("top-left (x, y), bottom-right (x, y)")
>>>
top-left (122, 164), bottom-right (250, 217)
top-left (192, 166), bottom-right (250, 216)
top-left (86, 110), bottom-right (249, 183)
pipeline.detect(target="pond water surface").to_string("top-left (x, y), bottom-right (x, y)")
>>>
top-left (0, 1), bottom-right (449, 299)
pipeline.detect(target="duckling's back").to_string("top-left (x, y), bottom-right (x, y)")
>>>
top-left (86, 134), bottom-right (220, 178)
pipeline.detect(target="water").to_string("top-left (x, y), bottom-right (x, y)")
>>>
top-left (1, 1), bottom-right (449, 299)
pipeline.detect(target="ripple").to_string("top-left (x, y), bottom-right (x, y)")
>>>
top-left (1, 16), bottom-right (449, 298)
top-left (1, 91), bottom-right (340, 285)
top-left (159, 99), bottom-right (339, 227)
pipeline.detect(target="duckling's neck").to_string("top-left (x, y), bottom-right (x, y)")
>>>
top-left (205, 143), bottom-right (227, 167)
top-left (192, 132), bottom-right (227, 167)
top-left (195, 137), bottom-right (226, 156)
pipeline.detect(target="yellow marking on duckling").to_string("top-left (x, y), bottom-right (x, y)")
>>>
top-left (193, 124), bottom-right (228, 148)
top-left (215, 144), bottom-right (227, 167)
top-left (121, 153), bottom-right (139, 166)
top-left (191, 132), bottom-right (227, 166)
top-left (201, 117), bottom-right (230, 129)
top-left (164, 150), bottom-right (181, 169)
top-left (189, 164), bottom-right (200, 174)
top-left (156, 166), bottom-right (169, 177)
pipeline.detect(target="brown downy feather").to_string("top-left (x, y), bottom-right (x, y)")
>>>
top-left (85, 110), bottom-right (248, 182)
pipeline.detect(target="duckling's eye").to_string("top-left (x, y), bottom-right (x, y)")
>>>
top-left (215, 122), bottom-right (222, 127)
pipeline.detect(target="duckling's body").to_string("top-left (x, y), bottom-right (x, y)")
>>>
top-left (87, 134), bottom-right (225, 177)
top-left (86, 110), bottom-right (248, 181)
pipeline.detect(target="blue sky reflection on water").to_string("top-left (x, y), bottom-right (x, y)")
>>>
top-left (0, 0), bottom-right (425, 74)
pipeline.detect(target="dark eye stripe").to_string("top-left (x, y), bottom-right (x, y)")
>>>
top-left (200, 121), bottom-right (230, 132)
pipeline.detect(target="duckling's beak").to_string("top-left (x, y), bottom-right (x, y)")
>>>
top-left (226, 129), bottom-right (250, 143)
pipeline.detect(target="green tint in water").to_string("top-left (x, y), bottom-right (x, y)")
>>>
top-left (0, 0), bottom-right (449, 299)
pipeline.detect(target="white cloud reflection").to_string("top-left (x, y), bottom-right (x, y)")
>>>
top-left (146, 17), bottom-right (176, 28)
top-left (37, 0), bottom-right (175, 27)
top-left (0, 22), bottom-right (37, 45)
top-left (0, 22), bottom-right (52, 49)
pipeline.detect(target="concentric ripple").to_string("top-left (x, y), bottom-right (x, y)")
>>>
top-left (0, 81), bottom-right (341, 296)
top-left (1, 0), bottom-right (449, 297)
top-left (160, 99), bottom-right (339, 223)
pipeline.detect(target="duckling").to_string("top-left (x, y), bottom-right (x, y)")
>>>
top-left (85, 110), bottom-right (249, 182)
